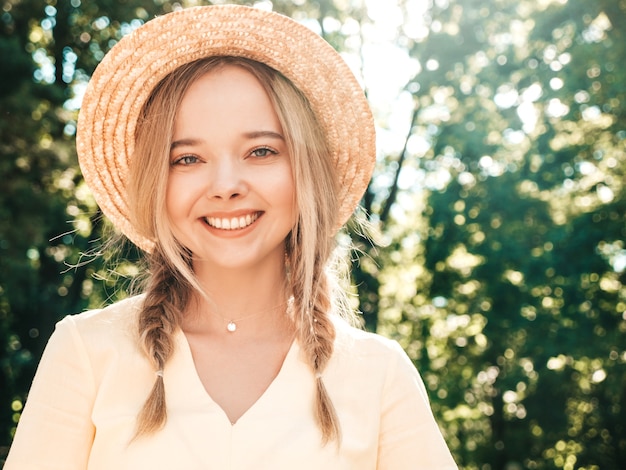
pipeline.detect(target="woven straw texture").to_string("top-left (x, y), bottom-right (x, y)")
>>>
top-left (76, 4), bottom-right (376, 252)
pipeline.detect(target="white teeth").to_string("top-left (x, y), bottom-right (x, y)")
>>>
top-left (206, 212), bottom-right (259, 230)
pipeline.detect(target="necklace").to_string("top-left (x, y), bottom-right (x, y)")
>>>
top-left (212, 297), bottom-right (293, 333)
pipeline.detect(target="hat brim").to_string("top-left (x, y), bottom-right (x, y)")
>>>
top-left (76, 5), bottom-right (376, 252)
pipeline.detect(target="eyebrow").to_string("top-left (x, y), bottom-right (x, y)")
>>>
top-left (243, 130), bottom-right (285, 141)
top-left (170, 138), bottom-right (202, 151)
top-left (170, 130), bottom-right (285, 151)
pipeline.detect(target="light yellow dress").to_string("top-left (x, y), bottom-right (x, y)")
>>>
top-left (6, 296), bottom-right (457, 469)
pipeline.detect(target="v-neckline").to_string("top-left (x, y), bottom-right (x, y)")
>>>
top-left (173, 329), bottom-right (299, 426)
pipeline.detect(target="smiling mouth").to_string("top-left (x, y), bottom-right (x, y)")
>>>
top-left (204, 212), bottom-right (262, 230)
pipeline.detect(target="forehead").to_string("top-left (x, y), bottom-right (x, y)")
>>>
top-left (174, 65), bottom-right (283, 138)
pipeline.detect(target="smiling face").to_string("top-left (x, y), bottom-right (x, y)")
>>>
top-left (165, 65), bottom-right (296, 273)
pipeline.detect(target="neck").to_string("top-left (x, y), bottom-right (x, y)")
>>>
top-left (182, 255), bottom-right (292, 338)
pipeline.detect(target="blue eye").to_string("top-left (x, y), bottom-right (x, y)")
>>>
top-left (250, 147), bottom-right (277, 158)
top-left (173, 155), bottom-right (199, 165)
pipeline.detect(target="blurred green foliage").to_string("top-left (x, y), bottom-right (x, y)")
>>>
top-left (1, 0), bottom-right (624, 468)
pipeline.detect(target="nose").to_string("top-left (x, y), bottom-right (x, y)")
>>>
top-left (207, 157), bottom-right (247, 200)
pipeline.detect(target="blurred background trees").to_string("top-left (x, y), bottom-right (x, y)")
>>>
top-left (1, 0), bottom-right (624, 468)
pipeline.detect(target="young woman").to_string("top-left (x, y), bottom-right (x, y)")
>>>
top-left (6, 5), bottom-right (457, 469)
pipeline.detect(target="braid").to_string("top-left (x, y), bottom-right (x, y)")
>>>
top-left (134, 249), bottom-right (191, 437)
top-left (309, 273), bottom-right (340, 445)
top-left (288, 235), bottom-right (341, 444)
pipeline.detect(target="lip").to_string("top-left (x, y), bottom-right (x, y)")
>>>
top-left (201, 210), bottom-right (263, 235)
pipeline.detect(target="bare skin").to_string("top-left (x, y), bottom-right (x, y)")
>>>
top-left (183, 306), bottom-right (294, 424)
top-left (181, 266), bottom-right (295, 424)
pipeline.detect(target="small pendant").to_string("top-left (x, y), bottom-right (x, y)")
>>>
top-left (227, 321), bottom-right (237, 332)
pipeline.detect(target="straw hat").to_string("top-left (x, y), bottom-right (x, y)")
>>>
top-left (76, 4), bottom-right (376, 252)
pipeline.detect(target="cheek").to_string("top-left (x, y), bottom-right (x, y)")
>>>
top-left (285, 187), bottom-right (298, 232)
top-left (164, 177), bottom-right (177, 219)
top-left (275, 168), bottom-right (296, 213)
top-left (165, 173), bottom-right (195, 222)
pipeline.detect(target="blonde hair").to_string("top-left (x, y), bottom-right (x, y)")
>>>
top-left (128, 57), bottom-right (348, 443)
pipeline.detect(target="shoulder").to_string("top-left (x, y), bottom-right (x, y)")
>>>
top-left (332, 316), bottom-right (407, 361)
top-left (326, 317), bottom-right (418, 393)
top-left (38, 295), bottom-right (151, 391)
top-left (324, 318), bottom-right (437, 429)
top-left (52, 295), bottom-right (146, 358)
top-left (59, 294), bottom-right (145, 335)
